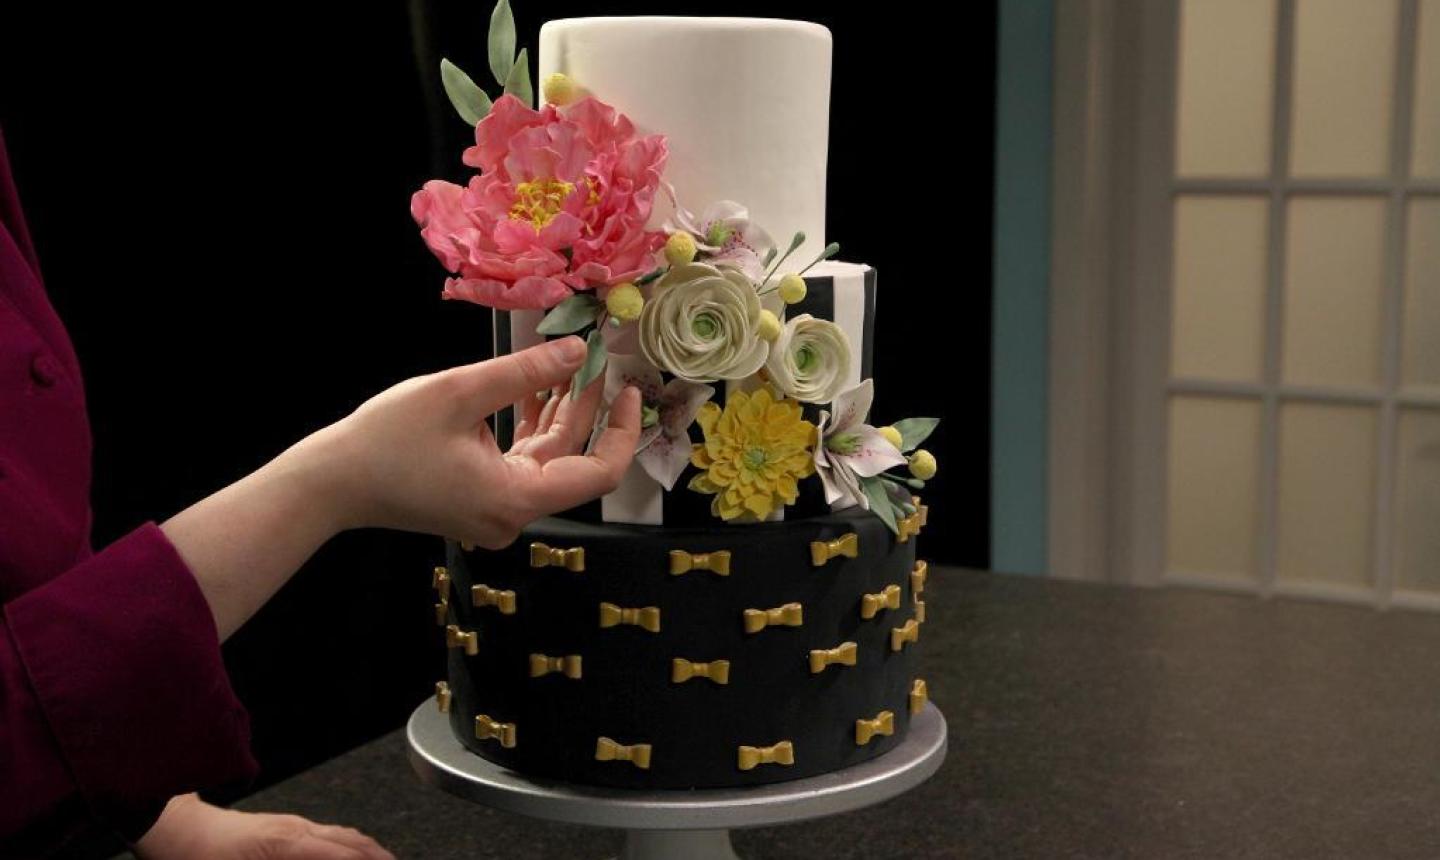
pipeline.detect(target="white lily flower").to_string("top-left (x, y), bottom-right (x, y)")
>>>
top-left (813, 379), bottom-right (907, 511)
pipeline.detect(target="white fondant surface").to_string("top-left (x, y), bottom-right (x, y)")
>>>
top-left (539, 17), bottom-right (832, 263)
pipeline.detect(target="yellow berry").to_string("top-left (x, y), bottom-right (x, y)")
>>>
top-left (758, 309), bottom-right (782, 342)
top-left (605, 282), bottom-right (644, 321)
top-left (878, 425), bottom-right (904, 449)
top-left (778, 273), bottom-right (807, 305)
top-left (664, 232), bottom-right (697, 266)
top-left (908, 449), bottom-right (937, 481)
top-left (542, 73), bottom-right (579, 105)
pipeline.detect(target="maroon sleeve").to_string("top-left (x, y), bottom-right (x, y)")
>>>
top-left (1, 523), bottom-right (259, 846)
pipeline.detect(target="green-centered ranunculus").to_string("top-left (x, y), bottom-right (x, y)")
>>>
top-left (765, 314), bottom-right (851, 404)
top-left (638, 263), bottom-right (769, 382)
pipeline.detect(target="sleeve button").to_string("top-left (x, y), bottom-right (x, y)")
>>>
top-left (31, 354), bottom-right (61, 387)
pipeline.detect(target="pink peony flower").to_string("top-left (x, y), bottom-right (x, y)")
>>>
top-left (411, 94), bottom-right (669, 311)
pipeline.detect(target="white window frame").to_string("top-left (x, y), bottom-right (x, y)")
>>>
top-left (1047, 0), bottom-right (1440, 609)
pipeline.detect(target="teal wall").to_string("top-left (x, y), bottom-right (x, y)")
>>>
top-left (990, 0), bottom-right (1052, 575)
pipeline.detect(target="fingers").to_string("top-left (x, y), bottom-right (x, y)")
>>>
top-left (513, 372), bottom-right (606, 463)
top-left (512, 386), bottom-right (552, 445)
top-left (453, 337), bottom-right (588, 422)
top-left (526, 386), bottom-right (642, 512)
top-left (282, 833), bottom-right (375, 859)
top-left (307, 824), bottom-right (395, 860)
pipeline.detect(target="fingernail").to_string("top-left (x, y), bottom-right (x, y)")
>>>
top-left (556, 336), bottom-right (586, 362)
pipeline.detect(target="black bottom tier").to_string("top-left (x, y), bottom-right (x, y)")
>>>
top-left (435, 507), bottom-right (929, 789)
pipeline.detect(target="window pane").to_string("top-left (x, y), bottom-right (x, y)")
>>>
top-left (1172, 196), bottom-right (1269, 381)
top-left (1403, 199), bottom-right (1440, 389)
top-left (1167, 396), bottom-right (1262, 581)
top-left (1277, 402), bottom-right (1377, 586)
top-left (1414, 0), bottom-right (1440, 178)
top-left (1290, 0), bottom-right (1398, 177)
top-left (1283, 197), bottom-right (1386, 387)
top-left (1396, 408), bottom-right (1440, 593)
top-left (1176, 0), bottom-right (1277, 177)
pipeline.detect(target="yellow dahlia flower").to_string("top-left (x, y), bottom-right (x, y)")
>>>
top-left (688, 388), bottom-right (817, 522)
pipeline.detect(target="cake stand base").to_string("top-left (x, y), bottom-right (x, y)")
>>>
top-left (405, 701), bottom-right (948, 860)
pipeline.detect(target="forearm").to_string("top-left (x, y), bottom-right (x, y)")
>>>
top-left (160, 428), bottom-right (350, 642)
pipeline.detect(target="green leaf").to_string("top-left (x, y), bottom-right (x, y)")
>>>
top-left (536, 294), bottom-right (602, 335)
top-left (571, 328), bottom-right (607, 400)
top-left (504, 47), bottom-right (534, 108)
top-left (634, 267), bottom-right (666, 286)
top-left (892, 417), bottom-right (940, 452)
top-left (439, 58), bottom-right (493, 126)
top-left (861, 476), bottom-right (900, 535)
top-left (488, 0), bottom-right (517, 86)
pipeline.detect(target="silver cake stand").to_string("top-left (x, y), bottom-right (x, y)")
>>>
top-left (405, 701), bottom-right (948, 860)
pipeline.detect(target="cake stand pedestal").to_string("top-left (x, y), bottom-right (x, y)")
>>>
top-left (405, 701), bottom-right (948, 860)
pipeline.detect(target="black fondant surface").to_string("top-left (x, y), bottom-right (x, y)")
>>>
top-left (217, 569), bottom-right (1440, 860)
top-left (440, 507), bottom-right (922, 789)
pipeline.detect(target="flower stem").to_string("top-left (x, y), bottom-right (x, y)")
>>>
top-left (797, 242), bottom-right (841, 276)
top-left (758, 231), bottom-right (806, 291)
top-left (877, 471), bottom-right (924, 490)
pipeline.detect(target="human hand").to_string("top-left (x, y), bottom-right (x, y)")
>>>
top-left (134, 794), bottom-right (392, 860)
top-left (293, 336), bottom-right (641, 548)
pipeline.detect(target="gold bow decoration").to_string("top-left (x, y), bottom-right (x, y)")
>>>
top-left (743, 602), bottom-right (804, 634)
top-left (433, 566), bottom-right (451, 625)
top-left (911, 560), bottom-right (928, 597)
top-left (910, 678), bottom-right (929, 714)
top-left (669, 549), bottom-right (731, 577)
top-left (808, 641), bottom-right (858, 674)
top-left (855, 710), bottom-right (895, 746)
top-left (599, 602), bottom-right (662, 633)
top-left (530, 542), bottom-right (585, 572)
top-left (529, 653), bottom-right (583, 679)
top-left (471, 584), bottom-right (517, 615)
top-left (474, 713), bottom-right (517, 748)
top-left (860, 584), bottom-right (902, 620)
top-left (890, 619), bottom-right (920, 652)
top-left (446, 624), bottom-right (479, 656)
top-left (810, 532), bottom-right (859, 567)
top-left (434, 681), bottom-right (451, 714)
top-left (914, 599), bottom-right (927, 625)
top-left (737, 740), bottom-right (795, 771)
top-left (913, 495), bottom-right (929, 527)
top-left (897, 511), bottom-right (922, 543)
top-left (595, 737), bottom-right (652, 769)
top-left (671, 658), bottom-right (730, 685)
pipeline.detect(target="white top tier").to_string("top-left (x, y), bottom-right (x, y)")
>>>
top-left (539, 17), bottom-right (832, 262)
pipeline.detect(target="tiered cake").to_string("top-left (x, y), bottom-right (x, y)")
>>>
top-left (413, 13), bottom-right (938, 789)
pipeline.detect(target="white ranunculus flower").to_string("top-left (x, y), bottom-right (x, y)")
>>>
top-left (765, 314), bottom-right (852, 404)
top-left (638, 263), bottom-right (769, 382)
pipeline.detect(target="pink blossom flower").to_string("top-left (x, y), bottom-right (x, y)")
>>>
top-left (411, 94), bottom-right (669, 310)
top-left (664, 191), bottom-right (775, 281)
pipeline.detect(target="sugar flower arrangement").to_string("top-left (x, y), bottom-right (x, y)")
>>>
top-left (411, 0), bottom-right (939, 532)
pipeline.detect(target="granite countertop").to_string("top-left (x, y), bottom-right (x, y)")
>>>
top-left (138, 570), bottom-right (1440, 858)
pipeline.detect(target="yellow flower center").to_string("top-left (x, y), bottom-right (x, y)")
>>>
top-left (743, 447), bottom-right (768, 471)
top-left (509, 178), bottom-right (576, 230)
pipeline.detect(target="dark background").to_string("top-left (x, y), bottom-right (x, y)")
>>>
top-left (0, 0), bottom-right (994, 800)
